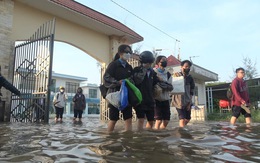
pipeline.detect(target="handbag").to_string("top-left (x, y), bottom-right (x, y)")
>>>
top-left (99, 84), bottom-right (108, 99)
top-left (153, 84), bottom-right (163, 99)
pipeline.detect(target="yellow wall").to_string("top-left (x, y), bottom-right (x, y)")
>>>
top-left (11, 1), bottom-right (113, 64)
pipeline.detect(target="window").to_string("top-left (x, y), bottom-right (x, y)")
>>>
top-left (194, 86), bottom-right (198, 96)
top-left (89, 89), bottom-right (97, 98)
top-left (88, 103), bottom-right (100, 114)
top-left (65, 82), bottom-right (79, 93)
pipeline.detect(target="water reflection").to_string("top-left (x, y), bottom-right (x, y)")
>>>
top-left (1, 118), bottom-right (260, 163)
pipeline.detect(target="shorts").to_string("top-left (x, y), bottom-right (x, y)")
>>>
top-left (135, 104), bottom-right (155, 121)
top-left (154, 100), bottom-right (171, 120)
top-left (108, 103), bottom-right (132, 121)
top-left (232, 105), bottom-right (251, 118)
top-left (74, 109), bottom-right (83, 118)
top-left (176, 106), bottom-right (191, 120)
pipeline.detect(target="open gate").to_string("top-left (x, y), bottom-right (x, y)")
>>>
top-left (10, 19), bottom-right (55, 123)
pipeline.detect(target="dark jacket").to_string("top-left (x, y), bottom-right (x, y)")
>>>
top-left (73, 93), bottom-right (86, 110)
top-left (103, 59), bottom-right (133, 95)
top-left (231, 77), bottom-right (249, 106)
top-left (133, 66), bottom-right (159, 107)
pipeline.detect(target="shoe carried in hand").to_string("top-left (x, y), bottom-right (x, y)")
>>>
top-left (241, 104), bottom-right (251, 114)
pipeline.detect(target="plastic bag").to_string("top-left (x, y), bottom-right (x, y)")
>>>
top-left (119, 80), bottom-right (128, 111)
top-left (153, 84), bottom-right (163, 99)
top-left (171, 76), bottom-right (185, 94)
top-left (125, 79), bottom-right (142, 104)
top-left (105, 91), bottom-right (121, 108)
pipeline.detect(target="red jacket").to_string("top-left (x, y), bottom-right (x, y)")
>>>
top-left (231, 77), bottom-right (250, 106)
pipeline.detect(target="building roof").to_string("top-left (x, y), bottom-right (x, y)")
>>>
top-left (49, 0), bottom-right (143, 43)
top-left (167, 55), bottom-right (181, 66)
top-left (166, 55), bottom-right (218, 81)
top-left (52, 72), bottom-right (87, 81)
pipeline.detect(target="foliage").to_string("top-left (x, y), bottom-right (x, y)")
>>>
top-left (207, 108), bottom-right (260, 123)
top-left (133, 43), bottom-right (142, 54)
top-left (242, 56), bottom-right (258, 80)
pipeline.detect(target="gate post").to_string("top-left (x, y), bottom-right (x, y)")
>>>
top-left (0, 99), bottom-right (5, 121)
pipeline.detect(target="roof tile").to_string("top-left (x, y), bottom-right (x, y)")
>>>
top-left (49, 0), bottom-right (143, 41)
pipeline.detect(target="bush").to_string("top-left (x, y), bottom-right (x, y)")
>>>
top-left (207, 108), bottom-right (260, 123)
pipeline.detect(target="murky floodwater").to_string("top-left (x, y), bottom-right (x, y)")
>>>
top-left (0, 116), bottom-right (260, 163)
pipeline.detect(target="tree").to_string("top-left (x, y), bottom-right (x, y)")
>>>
top-left (133, 43), bottom-right (142, 54)
top-left (242, 56), bottom-right (258, 80)
top-left (230, 56), bottom-right (258, 80)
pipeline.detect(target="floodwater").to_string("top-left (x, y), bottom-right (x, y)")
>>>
top-left (0, 116), bottom-right (260, 163)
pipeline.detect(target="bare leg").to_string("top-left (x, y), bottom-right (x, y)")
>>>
top-left (146, 121), bottom-right (153, 129)
top-left (137, 118), bottom-right (144, 131)
top-left (179, 119), bottom-right (185, 127)
top-left (160, 120), bottom-right (169, 129)
top-left (154, 120), bottom-right (162, 130)
top-left (245, 117), bottom-right (251, 124)
top-left (125, 118), bottom-right (132, 131)
top-left (185, 119), bottom-right (190, 126)
top-left (230, 116), bottom-right (237, 125)
top-left (108, 120), bottom-right (117, 132)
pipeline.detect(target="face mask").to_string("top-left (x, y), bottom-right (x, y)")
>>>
top-left (142, 63), bottom-right (151, 69)
top-left (157, 68), bottom-right (164, 73)
top-left (60, 90), bottom-right (64, 93)
top-left (160, 61), bottom-right (167, 67)
top-left (122, 53), bottom-right (131, 60)
top-left (183, 68), bottom-right (190, 74)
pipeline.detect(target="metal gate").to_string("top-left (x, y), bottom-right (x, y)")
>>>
top-left (10, 19), bottom-right (55, 123)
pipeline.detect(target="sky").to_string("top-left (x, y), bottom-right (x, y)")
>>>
top-left (53, 0), bottom-right (260, 84)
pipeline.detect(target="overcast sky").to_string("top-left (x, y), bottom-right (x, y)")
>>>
top-left (53, 0), bottom-right (260, 84)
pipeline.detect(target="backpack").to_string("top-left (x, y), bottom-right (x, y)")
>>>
top-left (167, 72), bottom-right (171, 80)
top-left (226, 84), bottom-right (233, 99)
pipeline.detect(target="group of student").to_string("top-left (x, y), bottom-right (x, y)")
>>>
top-left (52, 44), bottom-right (251, 130)
top-left (53, 86), bottom-right (86, 122)
top-left (103, 44), bottom-right (195, 132)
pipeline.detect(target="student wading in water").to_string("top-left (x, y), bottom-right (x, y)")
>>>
top-left (230, 67), bottom-right (251, 125)
top-left (153, 55), bottom-right (173, 130)
top-left (72, 87), bottom-right (86, 122)
top-left (133, 51), bottom-right (159, 130)
top-left (103, 44), bottom-right (133, 132)
top-left (171, 60), bottom-right (195, 127)
top-left (53, 86), bottom-right (68, 122)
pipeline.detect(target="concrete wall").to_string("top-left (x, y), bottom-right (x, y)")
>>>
top-left (11, 1), bottom-right (120, 64)
top-left (0, 0), bottom-right (14, 121)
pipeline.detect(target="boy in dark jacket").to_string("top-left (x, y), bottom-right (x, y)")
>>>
top-left (133, 51), bottom-right (159, 130)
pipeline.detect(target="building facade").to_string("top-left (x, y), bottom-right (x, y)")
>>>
top-left (166, 55), bottom-right (218, 120)
top-left (51, 72), bottom-right (100, 117)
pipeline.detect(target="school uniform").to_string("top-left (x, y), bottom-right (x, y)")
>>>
top-left (103, 58), bottom-right (133, 121)
top-left (133, 66), bottom-right (158, 121)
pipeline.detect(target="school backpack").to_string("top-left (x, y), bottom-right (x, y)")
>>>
top-left (226, 84), bottom-right (233, 100)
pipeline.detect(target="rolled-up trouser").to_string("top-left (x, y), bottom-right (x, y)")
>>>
top-left (55, 106), bottom-right (64, 119)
